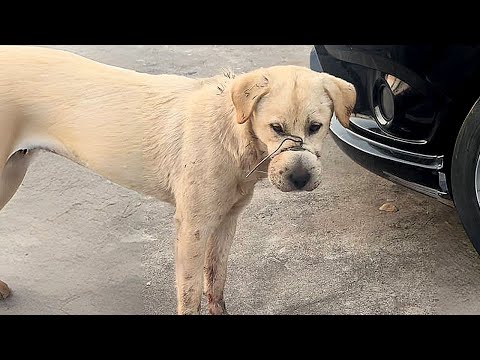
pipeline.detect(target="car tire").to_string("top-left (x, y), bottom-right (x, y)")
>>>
top-left (451, 98), bottom-right (480, 254)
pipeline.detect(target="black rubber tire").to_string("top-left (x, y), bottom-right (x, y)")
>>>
top-left (451, 98), bottom-right (480, 254)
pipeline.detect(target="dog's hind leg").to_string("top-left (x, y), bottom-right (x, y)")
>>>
top-left (0, 149), bottom-right (33, 299)
top-left (0, 150), bottom-right (32, 210)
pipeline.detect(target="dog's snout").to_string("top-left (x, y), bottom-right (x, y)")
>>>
top-left (288, 169), bottom-right (311, 189)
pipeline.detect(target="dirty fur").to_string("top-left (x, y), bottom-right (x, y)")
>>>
top-left (0, 46), bottom-right (355, 314)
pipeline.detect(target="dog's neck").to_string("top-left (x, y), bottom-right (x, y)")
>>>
top-left (145, 72), bottom-right (266, 177)
top-left (238, 121), bottom-right (269, 178)
top-left (158, 72), bottom-right (269, 184)
top-left (202, 85), bottom-right (267, 181)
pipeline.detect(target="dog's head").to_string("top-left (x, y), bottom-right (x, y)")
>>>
top-left (230, 65), bottom-right (356, 192)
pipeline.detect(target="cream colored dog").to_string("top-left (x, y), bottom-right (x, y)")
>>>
top-left (0, 46), bottom-right (355, 314)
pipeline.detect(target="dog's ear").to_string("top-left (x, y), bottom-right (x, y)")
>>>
top-left (322, 73), bottom-right (356, 128)
top-left (231, 71), bottom-right (270, 124)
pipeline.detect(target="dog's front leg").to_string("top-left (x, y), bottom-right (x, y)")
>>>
top-left (203, 194), bottom-right (252, 315)
top-left (203, 214), bottom-right (238, 315)
top-left (174, 210), bottom-right (212, 315)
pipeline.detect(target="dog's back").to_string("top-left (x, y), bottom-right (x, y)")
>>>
top-left (0, 46), bottom-right (203, 195)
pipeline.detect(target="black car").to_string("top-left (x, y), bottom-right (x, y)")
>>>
top-left (310, 45), bottom-right (480, 254)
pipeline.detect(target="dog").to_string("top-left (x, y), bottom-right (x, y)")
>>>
top-left (0, 46), bottom-right (356, 314)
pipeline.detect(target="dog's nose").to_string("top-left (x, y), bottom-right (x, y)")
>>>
top-left (288, 170), bottom-right (311, 189)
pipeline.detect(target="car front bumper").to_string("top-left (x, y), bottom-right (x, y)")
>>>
top-left (329, 116), bottom-right (452, 206)
top-left (310, 46), bottom-right (452, 206)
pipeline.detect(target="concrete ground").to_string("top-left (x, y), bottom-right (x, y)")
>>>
top-left (1, 45), bottom-right (480, 315)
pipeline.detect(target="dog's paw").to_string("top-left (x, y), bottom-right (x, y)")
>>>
top-left (0, 280), bottom-right (11, 300)
top-left (208, 300), bottom-right (228, 315)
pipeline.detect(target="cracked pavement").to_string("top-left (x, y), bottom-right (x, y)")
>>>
top-left (1, 45), bottom-right (480, 315)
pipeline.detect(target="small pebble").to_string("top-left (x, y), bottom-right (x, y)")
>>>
top-left (379, 202), bottom-right (398, 212)
top-left (0, 280), bottom-right (11, 300)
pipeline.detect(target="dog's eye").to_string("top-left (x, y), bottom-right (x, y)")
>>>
top-left (308, 123), bottom-right (323, 135)
top-left (270, 124), bottom-right (285, 135)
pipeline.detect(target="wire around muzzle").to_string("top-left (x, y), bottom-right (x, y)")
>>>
top-left (245, 135), bottom-right (304, 178)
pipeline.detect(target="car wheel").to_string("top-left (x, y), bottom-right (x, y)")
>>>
top-left (451, 98), bottom-right (480, 254)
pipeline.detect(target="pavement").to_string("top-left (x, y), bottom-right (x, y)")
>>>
top-left (1, 45), bottom-right (480, 315)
